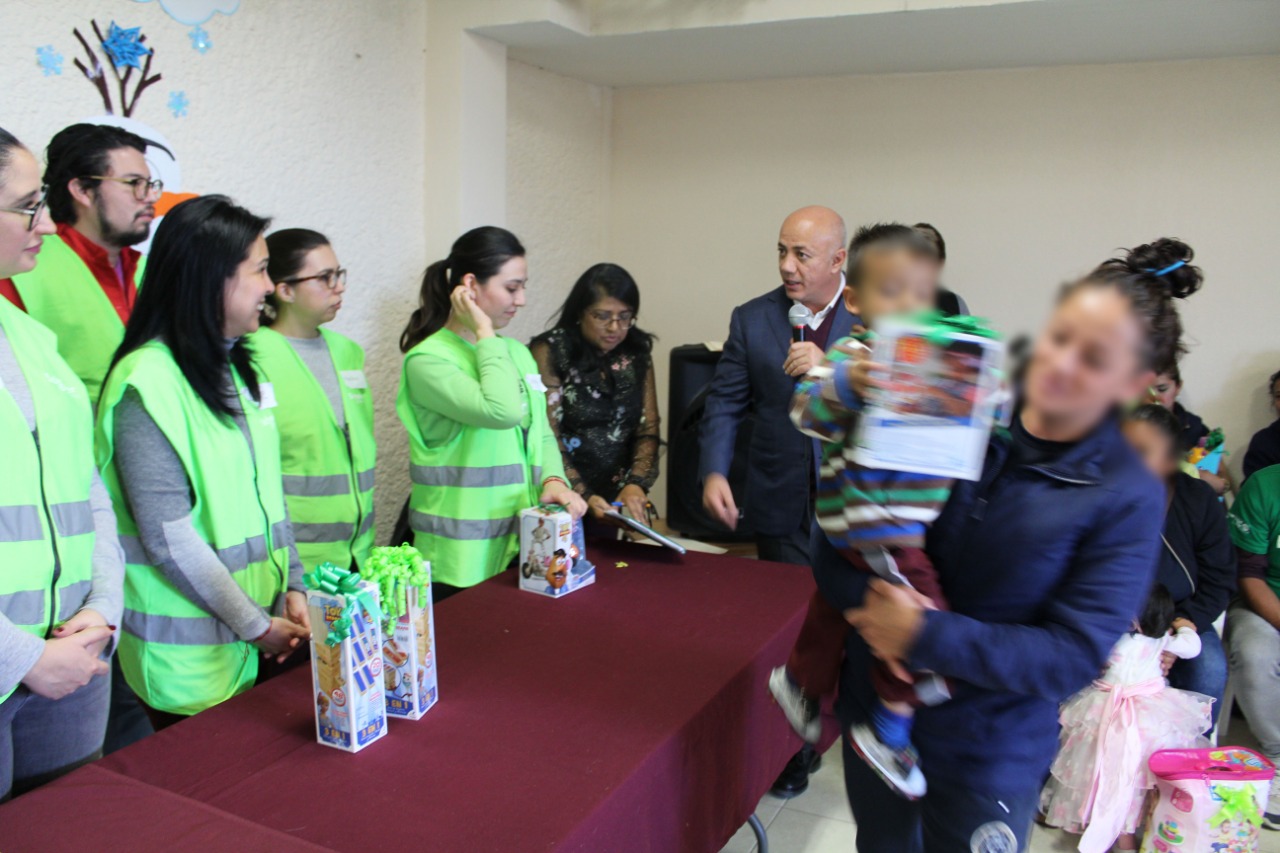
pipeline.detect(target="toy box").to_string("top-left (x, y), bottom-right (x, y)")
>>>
top-left (362, 545), bottom-right (439, 720)
top-left (518, 506), bottom-right (595, 598)
top-left (306, 566), bottom-right (387, 753)
top-left (1141, 746), bottom-right (1275, 853)
top-left (854, 312), bottom-right (1005, 482)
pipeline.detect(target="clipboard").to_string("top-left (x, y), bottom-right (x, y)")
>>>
top-left (604, 511), bottom-right (687, 555)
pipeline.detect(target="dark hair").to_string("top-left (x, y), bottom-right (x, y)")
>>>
top-left (261, 228), bottom-right (330, 325)
top-left (533, 262), bottom-right (655, 372)
top-left (1125, 403), bottom-right (1181, 451)
top-left (108, 195), bottom-right (271, 417)
top-left (1065, 238), bottom-right (1203, 376)
top-left (44, 123), bottom-right (148, 224)
top-left (847, 222), bottom-right (941, 289)
top-left (1138, 583), bottom-right (1176, 638)
top-left (400, 226), bottom-right (525, 353)
top-left (913, 223), bottom-right (946, 262)
top-left (0, 127), bottom-right (23, 177)
top-left (1270, 369), bottom-right (1280, 393)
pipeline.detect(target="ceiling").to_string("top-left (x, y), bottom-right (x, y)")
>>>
top-left (474, 0), bottom-right (1280, 88)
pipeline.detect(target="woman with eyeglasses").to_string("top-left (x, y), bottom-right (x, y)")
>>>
top-left (530, 263), bottom-right (660, 526)
top-left (397, 227), bottom-right (586, 600)
top-left (97, 195), bottom-right (310, 727)
top-left (0, 127), bottom-right (123, 799)
top-left (248, 229), bottom-right (375, 573)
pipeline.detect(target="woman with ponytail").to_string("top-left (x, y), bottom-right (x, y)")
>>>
top-left (823, 238), bottom-right (1200, 851)
top-left (396, 227), bottom-right (585, 600)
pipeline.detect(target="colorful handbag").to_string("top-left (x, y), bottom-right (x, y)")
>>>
top-left (1141, 747), bottom-right (1275, 853)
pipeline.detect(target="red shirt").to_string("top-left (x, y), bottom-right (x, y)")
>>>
top-left (0, 278), bottom-right (23, 310)
top-left (55, 222), bottom-right (141, 324)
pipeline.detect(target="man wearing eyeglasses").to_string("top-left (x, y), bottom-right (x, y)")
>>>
top-left (8, 123), bottom-right (158, 402)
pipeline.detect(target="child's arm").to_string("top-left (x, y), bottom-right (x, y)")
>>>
top-left (1164, 625), bottom-right (1203, 660)
top-left (789, 336), bottom-right (870, 443)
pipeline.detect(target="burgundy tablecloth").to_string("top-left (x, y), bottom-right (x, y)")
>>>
top-left (1, 541), bottom-right (819, 852)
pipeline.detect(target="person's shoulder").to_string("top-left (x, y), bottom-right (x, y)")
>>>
top-left (737, 286), bottom-right (787, 314)
top-left (1242, 463), bottom-right (1280, 498)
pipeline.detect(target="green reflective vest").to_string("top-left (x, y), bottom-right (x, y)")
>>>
top-left (0, 301), bottom-right (98, 703)
top-left (249, 327), bottom-right (376, 571)
top-left (396, 331), bottom-right (553, 588)
top-left (96, 342), bottom-right (290, 716)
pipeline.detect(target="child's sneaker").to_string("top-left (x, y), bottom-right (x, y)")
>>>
top-left (767, 667), bottom-right (821, 744)
top-left (848, 720), bottom-right (927, 799)
top-left (1264, 783), bottom-right (1280, 830)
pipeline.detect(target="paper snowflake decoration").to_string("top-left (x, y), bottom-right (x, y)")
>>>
top-left (168, 90), bottom-right (190, 118)
top-left (188, 25), bottom-right (212, 54)
top-left (37, 45), bottom-right (64, 76)
top-left (100, 21), bottom-right (153, 70)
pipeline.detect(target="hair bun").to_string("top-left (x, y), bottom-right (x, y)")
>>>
top-left (1125, 237), bottom-right (1203, 300)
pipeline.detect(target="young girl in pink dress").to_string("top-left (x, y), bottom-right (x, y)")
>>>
top-left (1041, 584), bottom-right (1213, 852)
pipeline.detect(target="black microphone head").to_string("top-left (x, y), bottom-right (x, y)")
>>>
top-left (788, 303), bottom-right (814, 328)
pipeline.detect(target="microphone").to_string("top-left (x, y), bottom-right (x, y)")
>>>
top-left (788, 303), bottom-right (814, 343)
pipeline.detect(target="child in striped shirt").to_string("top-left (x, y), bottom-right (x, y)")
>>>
top-left (770, 223), bottom-right (947, 800)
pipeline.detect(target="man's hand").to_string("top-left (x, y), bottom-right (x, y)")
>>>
top-left (701, 473), bottom-right (739, 531)
top-left (22, 628), bottom-right (114, 700)
top-left (783, 341), bottom-right (825, 378)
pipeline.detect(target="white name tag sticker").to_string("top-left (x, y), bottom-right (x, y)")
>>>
top-left (258, 382), bottom-right (278, 409)
top-left (341, 369), bottom-right (368, 390)
top-left (525, 373), bottom-right (547, 393)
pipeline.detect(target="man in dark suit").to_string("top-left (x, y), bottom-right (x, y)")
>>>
top-left (699, 205), bottom-right (854, 796)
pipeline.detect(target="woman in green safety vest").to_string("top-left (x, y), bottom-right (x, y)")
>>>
top-left (250, 229), bottom-right (375, 573)
top-left (96, 195), bottom-right (310, 726)
top-left (397, 226), bottom-right (586, 600)
top-left (0, 128), bottom-right (122, 799)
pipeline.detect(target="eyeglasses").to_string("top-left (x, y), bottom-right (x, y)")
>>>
top-left (80, 175), bottom-right (164, 201)
top-left (0, 188), bottom-right (49, 232)
top-left (586, 310), bottom-right (636, 329)
top-left (280, 268), bottom-right (347, 291)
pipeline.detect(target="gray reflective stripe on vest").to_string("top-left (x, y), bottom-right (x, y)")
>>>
top-left (408, 510), bottom-right (516, 541)
top-left (293, 521), bottom-right (355, 544)
top-left (357, 512), bottom-right (375, 536)
top-left (356, 468), bottom-right (375, 492)
top-left (532, 466), bottom-right (543, 486)
top-left (0, 588), bottom-right (45, 625)
top-left (0, 504), bottom-right (43, 543)
top-left (50, 500), bottom-right (94, 537)
top-left (282, 473), bottom-right (350, 497)
top-left (56, 578), bottom-right (93, 621)
top-left (123, 608), bottom-right (240, 646)
top-left (411, 464), bottom-right (525, 489)
top-left (120, 534), bottom-right (148, 565)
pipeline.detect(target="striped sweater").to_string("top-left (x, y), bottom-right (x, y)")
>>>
top-left (790, 335), bottom-right (953, 552)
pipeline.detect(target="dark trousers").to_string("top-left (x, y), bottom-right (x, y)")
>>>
top-left (786, 591), bottom-right (848, 698)
top-left (756, 525), bottom-right (811, 565)
top-left (102, 655), bottom-right (153, 754)
top-left (843, 736), bottom-right (1037, 853)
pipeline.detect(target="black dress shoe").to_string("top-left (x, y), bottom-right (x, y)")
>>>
top-left (770, 745), bottom-right (822, 799)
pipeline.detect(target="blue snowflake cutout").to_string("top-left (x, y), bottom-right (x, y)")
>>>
top-left (188, 25), bottom-right (212, 54)
top-left (36, 45), bottom-right (64, 76)
top-left (167, 90), bottom-right (190, 118)
top-left (101, 21), bottom-right (153, 70)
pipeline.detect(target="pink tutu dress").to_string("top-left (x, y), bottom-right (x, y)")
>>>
top-left (1040, 626), bottom-right (1213, 853)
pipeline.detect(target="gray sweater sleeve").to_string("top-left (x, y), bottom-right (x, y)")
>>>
top-left (113, 389), bottom-right (272, 641)
top-left (81, 469), bottom-right (125, 643)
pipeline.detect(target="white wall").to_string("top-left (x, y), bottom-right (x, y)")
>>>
top-left (505, 59), bottom-right (612, 343)
top-left (0, 0), bottom-right (428, 541)
top-left (610, 56), bottom-right (1280, 486)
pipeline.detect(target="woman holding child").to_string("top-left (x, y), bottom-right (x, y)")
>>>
top-left (804, 237), bottom-right (1200, 851)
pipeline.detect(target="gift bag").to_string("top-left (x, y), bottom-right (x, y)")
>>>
top-left (1141, 747), bottom-right (1275, 853)
top-left (362, 545), bottom-right (439, 720)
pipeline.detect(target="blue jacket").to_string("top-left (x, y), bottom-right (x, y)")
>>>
top-left (699, 286), bottom-right (855, 537)
top-left (817, 415), bottom-right (1163, 788)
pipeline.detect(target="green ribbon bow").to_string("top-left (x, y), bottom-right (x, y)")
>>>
top-left (1210, 783), bottom-right (1263, 829)
top-left (303, 561), bottom-right (384, 646)
top-left (360, 545), bottom-right (430, 625)
top-left (1204, 427), bottom-right (1226, 452)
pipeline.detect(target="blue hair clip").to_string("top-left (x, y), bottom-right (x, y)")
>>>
top-left (1144, 260), bottom-right (1187, 277)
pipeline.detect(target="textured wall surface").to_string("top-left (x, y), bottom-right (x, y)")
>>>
top-left (611, 56), bottom-right (1280, 484)
top-left (504, 59), bottom-right (612, 345)
top-left (1, 0), bottom-right (428, 543)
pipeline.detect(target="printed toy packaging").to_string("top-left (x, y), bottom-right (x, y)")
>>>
top-left (518, 506), bottom-right (595, 598)
top-left (1141, 747), bottom-right (1275, 853)
top-left (305, 563), bottom-right (388, 753)
top-left (854, 311), bottom-right (1005, 482)
top-left (362, 545), bottom-right (439, 720)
